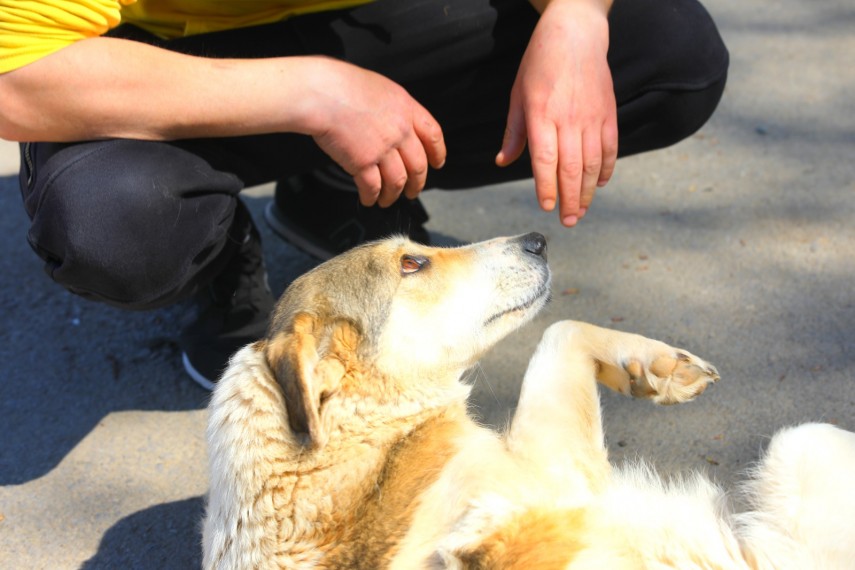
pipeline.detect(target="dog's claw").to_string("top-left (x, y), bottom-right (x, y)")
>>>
top-left (626, 350), bottom-right (719, 405)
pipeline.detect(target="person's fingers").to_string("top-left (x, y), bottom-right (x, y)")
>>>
top-left (376, 153), bottom-right (408, 208)
top-left (578, 128), bottom-right (603, 215)
top-left (598, 116), bottom-right (618, 187)
top-left (578, 188), bottom-right (595, 220)
top-left (556, 127), bottom-right (583, 226)
top-left (354, 165), bottom-right (382, 206)
top-left (399, 133), bottom-right (429, 200)
top-left (496, 97), bottom-right (527, 167)
top-left (413, 104), bottom-right (446, 170)
top-left (528, 119), bottom-right (559, 213)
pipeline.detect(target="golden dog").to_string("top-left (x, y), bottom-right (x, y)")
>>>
top-left (202, 233), bottom-right (855, 569)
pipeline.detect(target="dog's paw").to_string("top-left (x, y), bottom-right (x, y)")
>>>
top-left (624, 349), bottom-right (719, 405)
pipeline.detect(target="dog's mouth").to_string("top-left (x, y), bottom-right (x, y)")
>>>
top-left (484, 280), bottom-right (551, 326)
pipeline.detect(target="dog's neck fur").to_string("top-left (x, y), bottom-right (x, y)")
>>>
top-left (205, 345), bottom-right (472, 568)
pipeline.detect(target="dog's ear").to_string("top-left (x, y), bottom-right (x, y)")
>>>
top-left (265, 313), bottom-right (358, 449)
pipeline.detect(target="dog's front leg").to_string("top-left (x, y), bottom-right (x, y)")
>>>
top-left (505, 321), bottom-right (719, 489)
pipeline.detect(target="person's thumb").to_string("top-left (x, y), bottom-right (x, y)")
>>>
top-left (495, 102), bottom-right (527, 167)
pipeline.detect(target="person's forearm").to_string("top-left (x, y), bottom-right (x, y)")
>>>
top-left (529, 0), bottom-right (612, 15)
top-left (0, 37), bottom-right (324, 143)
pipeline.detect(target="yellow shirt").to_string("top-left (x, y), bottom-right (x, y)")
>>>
top-left (0, 0), bottom-right (374, 74)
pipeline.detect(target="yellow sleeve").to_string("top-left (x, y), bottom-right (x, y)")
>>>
top-left (0, 0), bottom-right (134, 74)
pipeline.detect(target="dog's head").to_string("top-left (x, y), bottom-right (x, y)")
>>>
top-left (264, 233), bottom-right (551, 448)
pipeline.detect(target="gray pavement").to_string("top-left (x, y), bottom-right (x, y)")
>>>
top-left (2, 0), bottom-right (854, 567)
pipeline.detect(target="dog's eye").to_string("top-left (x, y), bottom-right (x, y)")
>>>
top-left (401, 254), bottom-right (429, 275)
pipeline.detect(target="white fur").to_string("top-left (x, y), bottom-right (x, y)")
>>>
top-left (737, 423), bottom-right (855, 570)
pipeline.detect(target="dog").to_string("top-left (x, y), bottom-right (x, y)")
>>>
top-left (202, 233), bottom-right (855, 569)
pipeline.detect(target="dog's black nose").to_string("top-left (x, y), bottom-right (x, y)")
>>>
top-left (520, 232), bottom-right (547, 260)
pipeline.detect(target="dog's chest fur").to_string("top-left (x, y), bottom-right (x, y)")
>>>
top-left (245, 406), bottom-right (468, 568)
top-left (319, 408), bottom-right (468, 567)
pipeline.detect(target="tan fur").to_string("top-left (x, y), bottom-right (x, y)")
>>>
top-left (203, 234), bottom-right (855, 569)
top-left (325, 408), bottom-right (469, 568)
top-left (453, 508), bottom-right (589, 570)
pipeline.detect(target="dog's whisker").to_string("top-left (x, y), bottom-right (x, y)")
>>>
top-left (470, 363), bottom-right (500, 407)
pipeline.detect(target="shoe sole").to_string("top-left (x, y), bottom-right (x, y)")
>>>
top-left (182, 352), bottom-right (217, 391)
top-left (264, 202), bottom-right (335, 261)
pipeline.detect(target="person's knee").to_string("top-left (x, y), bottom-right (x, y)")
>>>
top-left (608, 0), bottom-right (729, 157)
top-left (611, 0), bottom-right (729, 98)
top-left (658, 0), bottom-right (729, 89)
top-left (24, 141), bottom-right (241, 309)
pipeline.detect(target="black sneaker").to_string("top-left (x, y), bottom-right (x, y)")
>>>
top-left (180, 213), bottom-right (275, 390)
top-left (264, 167), bottom-right (430, 261)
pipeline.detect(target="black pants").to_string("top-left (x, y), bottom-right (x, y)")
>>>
top-left (19, 0), bottom-right (729, 310)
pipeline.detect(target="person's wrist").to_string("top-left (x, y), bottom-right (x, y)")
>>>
top-left (269, 55), bottom-right (339, 138)
top-left (531, 0), bottom-right (612, 17)
top-left (541, 0), bottom-right (610, 53)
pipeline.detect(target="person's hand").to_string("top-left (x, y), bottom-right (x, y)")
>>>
top-left (496, 0), bottom-right (617, 226)
top-left (304, 58), bottom-right (446, 207)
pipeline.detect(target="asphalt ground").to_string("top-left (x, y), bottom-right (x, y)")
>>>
top-left (1, 0), bottom-right (854, 567)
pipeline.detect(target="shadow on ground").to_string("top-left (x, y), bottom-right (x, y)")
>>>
top-left (80, 496), bottom-right (205, 570)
